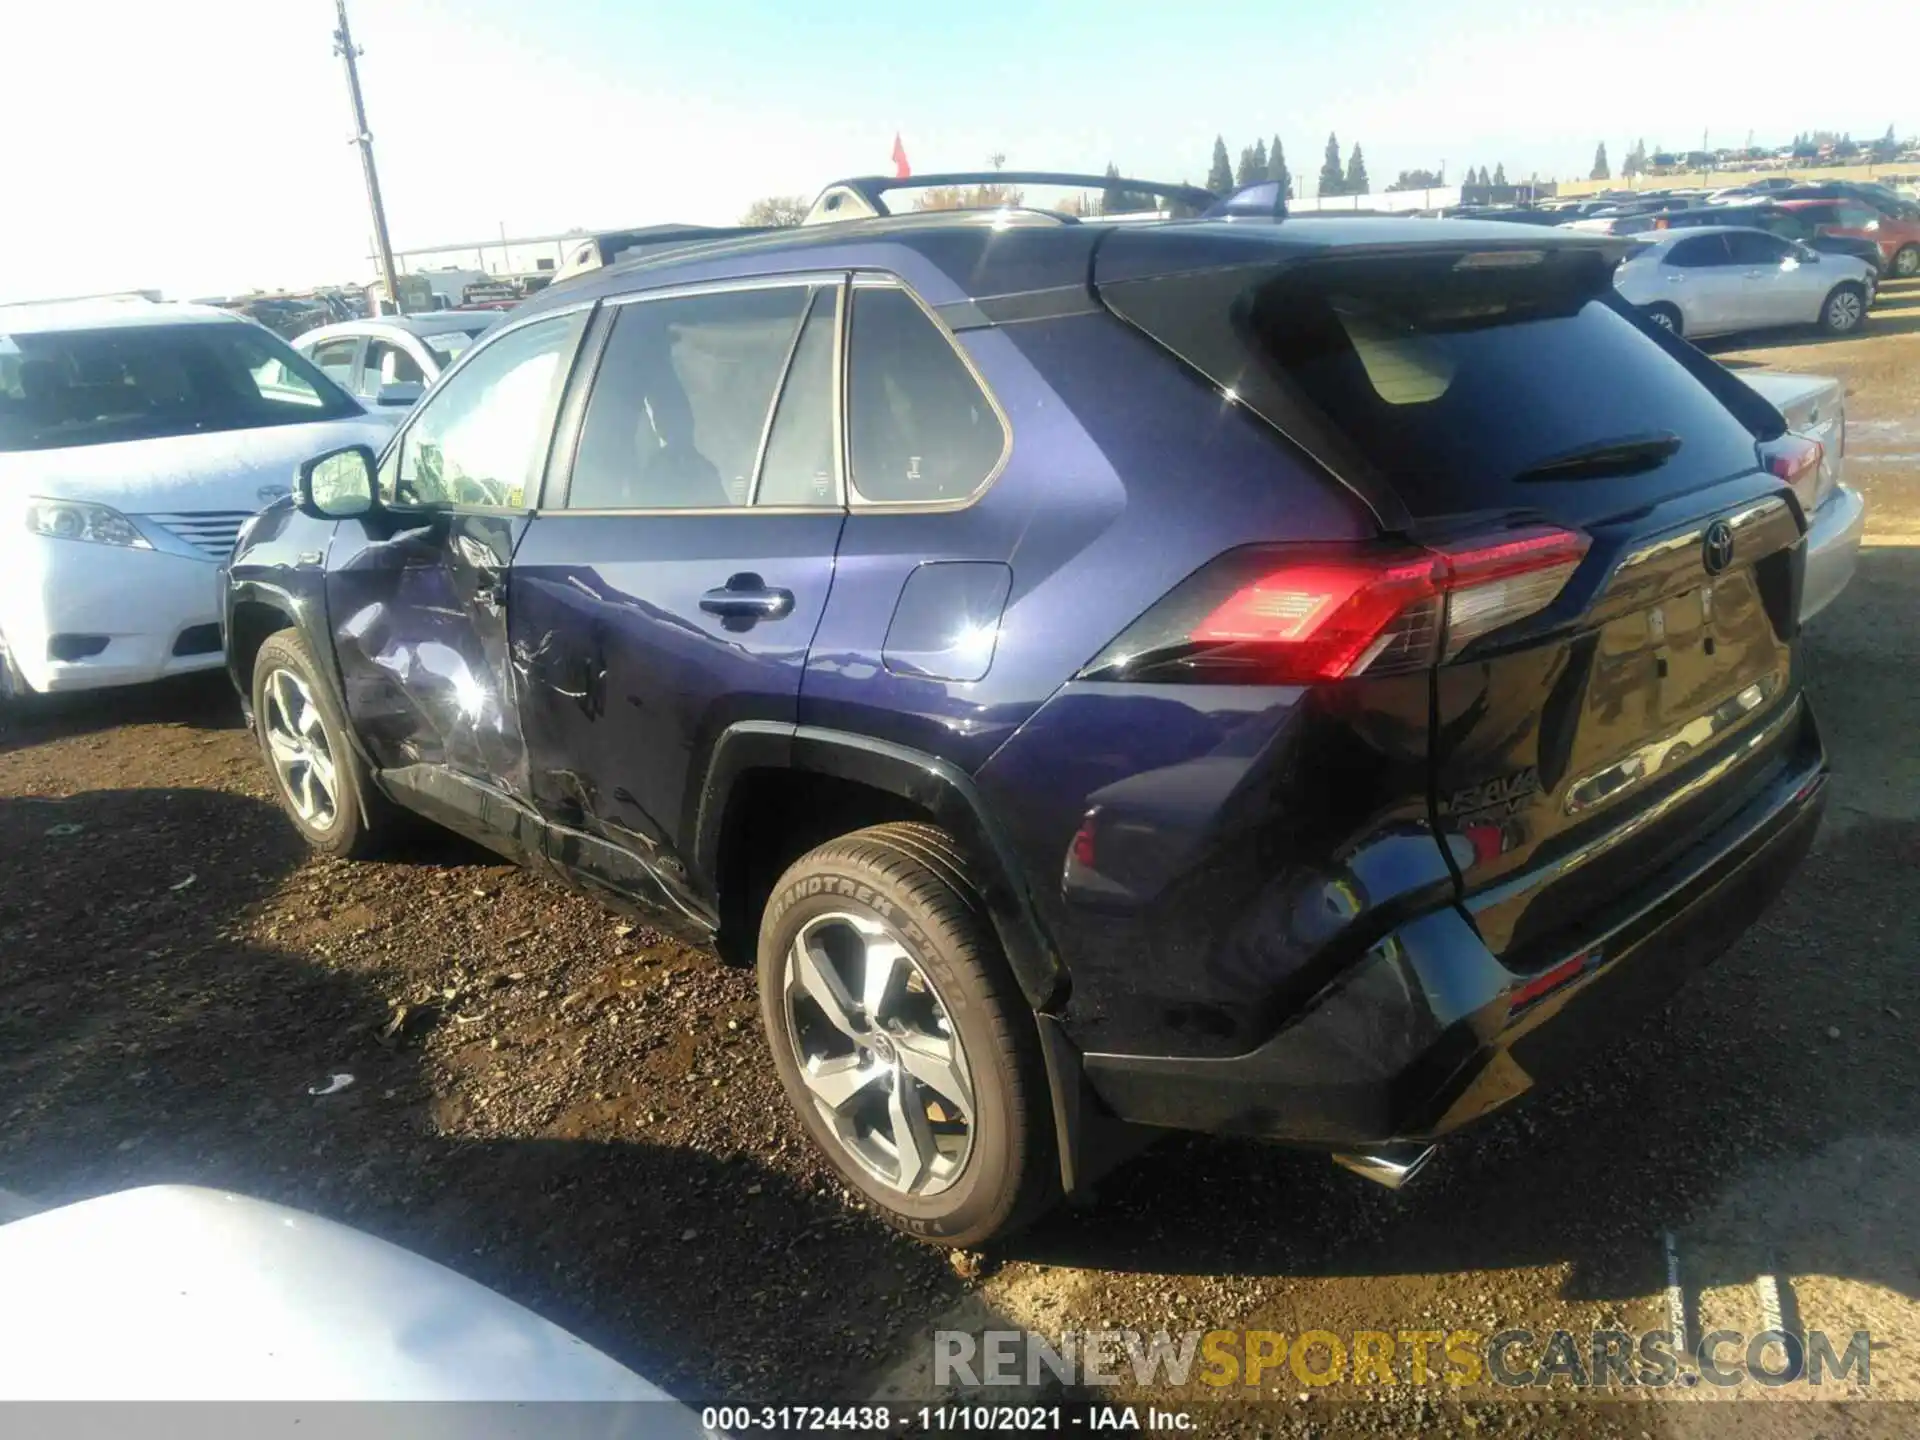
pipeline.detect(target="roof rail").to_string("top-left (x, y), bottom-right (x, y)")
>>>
top-left (803, 170), bottom-right (1220, 225)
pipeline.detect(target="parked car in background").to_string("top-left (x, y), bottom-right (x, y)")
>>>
top-left (1739, 370), bottom-right (1862, 621)
top-left (1709, 177), bottom-right (1801, 202)
top-left (1613, 227), bottom-right (1875, 337)
top-left (293, 313), bottom-right (499, 413)
top-left (1778, 181), bottom-right (1920, 221)
top-left (0, 300), bottom-right (391, 699)
top-left (228, 182), bottom-right (1829, 1245)
top-left (1777, 198), bottom-right (1920, 278)
top-left (0, 1185), bottom-right (704, 1423)
top-left (1650, 202), bottom-right (1889, 274)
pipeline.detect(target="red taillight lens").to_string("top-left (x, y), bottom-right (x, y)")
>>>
top-left (1760, 434), bottom-right (1824, 516)
top-left (1080, 527), bottom-right (1589, 686)
top-left (1190, 556), bottom-right (1442, 681)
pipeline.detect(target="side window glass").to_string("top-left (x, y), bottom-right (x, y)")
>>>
top-left (308, 338), bottom-right (360, 387)
top-left (1727, 232), bottom-right (1789, 265)
top-left (848, 286), bottom-right (1006, 503)
top-left (362, 340), bottom-right (425, 394)
top-left (390, 314), bottom-right (579, 509)
top-left (1667, 235), bottom-right (1729, 267)
top-left (567, 286), bottom-right (809, 510)
top-left (755, 288), bottom-right (839, 507)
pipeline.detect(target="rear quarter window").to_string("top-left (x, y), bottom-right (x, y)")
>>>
top-left (847, 286), bottom-right (1006, 504)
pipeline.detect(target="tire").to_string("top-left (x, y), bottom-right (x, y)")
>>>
top-left (1819, 283), bottom-right (1867, 335)
top-left (250, 628), bottom-right (384, 858)
top-left (1644, 303), bottom-right (1682, 335)
top-left (757, 823), bottom-right (1057, 1246)
top-left (0, 629), bottom-right (30, 707)
top-left (1893, 245), bottom-right (1920, 280)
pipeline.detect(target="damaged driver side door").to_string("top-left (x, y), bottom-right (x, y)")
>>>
top-left (324, 308), bottom-right (588, 854)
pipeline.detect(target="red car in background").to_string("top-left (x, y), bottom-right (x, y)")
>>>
top-left (1780, 198), bottom-right (1920, 278)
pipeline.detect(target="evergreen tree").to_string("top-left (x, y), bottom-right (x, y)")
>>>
top-left (1267, 136), bottom-right (1292, 198)
top-left (1236, 144), bottom-right (1259, 187)
top-left (1251, 138), bottom-right (1268, 180)
top-left (1492, 162), bottom-right (1508, 187)
top-left (1591, 142), bottom-right (1610, 180)
top-left (1207, 136), bottom-right (1234, 195)
top-left (1318, 133), bottom-right (1346, 197)
top-left (1345, 144), bottom-right (1370, 196)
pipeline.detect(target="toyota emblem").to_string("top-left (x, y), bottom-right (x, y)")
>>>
top-left (1702, 519), bottom-right (1735, 576)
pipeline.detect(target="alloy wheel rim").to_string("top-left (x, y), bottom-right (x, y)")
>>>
top-left (1830, 292), bottom-right (1862, 330)
top-left (262, 667), bottom-right (339, 830)
top-left (1896, 250), bottom-right (1918, 278)
top-left (782, 911), bottom-right (975, 1197)
top-left (1652, 311), bottom-right (1676, 330)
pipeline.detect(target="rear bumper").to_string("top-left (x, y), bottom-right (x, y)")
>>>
top-left (1082, 704), bottom-right (1827, 1148)
top-left (1801, 483), bottom-right (1865, 622)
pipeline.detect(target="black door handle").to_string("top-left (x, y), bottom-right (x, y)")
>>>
top-left (700, 573), bottom-right (794, 621)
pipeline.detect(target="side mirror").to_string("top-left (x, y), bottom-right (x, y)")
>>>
top-left (1797, 246), bottom-right (1821, 263)
top-left (296, 445), bottom-right (377, 519)
top-left (374, 381), bottom-right (423, 408)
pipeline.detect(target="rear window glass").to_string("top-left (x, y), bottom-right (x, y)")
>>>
top-left (0, 323), bottom-right (360, 452)
top-left (1233, 258), bottom-right (1765, 519)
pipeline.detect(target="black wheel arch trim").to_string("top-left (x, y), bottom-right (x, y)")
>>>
top-left (225, 575), bottom-right (388, 820)
top-left (695, 721), bottom-right (1068, 1014)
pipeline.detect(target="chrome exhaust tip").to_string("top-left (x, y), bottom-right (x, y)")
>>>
top-left (1331, 1143), bottom-right (1436, 1191)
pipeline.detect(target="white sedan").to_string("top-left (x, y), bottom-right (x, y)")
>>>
top-left (1613, 226), bottom-right (1876, 339)
top-left (0, 299), bottom-right (391, 698)
top-left (292, 313), bottom-right (497, 411)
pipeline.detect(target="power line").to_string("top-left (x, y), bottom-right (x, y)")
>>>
top-left (333, 0), bottom-right (402, 314)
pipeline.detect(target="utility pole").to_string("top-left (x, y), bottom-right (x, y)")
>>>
top-left (333, 0), bottom-right (402, 314)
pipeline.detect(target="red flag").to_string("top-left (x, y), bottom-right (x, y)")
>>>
top-left (891, 133), bottom-right (911, 179)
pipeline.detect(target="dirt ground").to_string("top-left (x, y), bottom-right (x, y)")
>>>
top-left (2, 279), bottom-right (1917, 1435)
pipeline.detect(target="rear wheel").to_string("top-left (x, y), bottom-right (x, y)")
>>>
top-left (757, 823), bottom-right (1057, 1246)
top-left (1644, 303), bottom-right (1682, 335)
top-left (1893, 245), bottom-right (1920, 279)
top-left (251, 629), bottom-right (384, 858)
top-left (1819, 283), bottom-right (1866, 335)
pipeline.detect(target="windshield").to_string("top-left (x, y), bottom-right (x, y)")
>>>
top-left (0, 322), bottom-right (362, 452)
top-left (422, 329), bottom-right (485, 367)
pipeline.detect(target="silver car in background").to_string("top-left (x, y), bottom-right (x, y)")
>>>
top-left (1740, 370), bottom-right (1864, 622)
top-left (1613, 227), bottom-right (1876, 339)
top-left (291, 313), bottom-right (498, 413)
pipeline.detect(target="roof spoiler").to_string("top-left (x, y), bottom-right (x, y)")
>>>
top-left (803, 171), bottom-right (1222, 225)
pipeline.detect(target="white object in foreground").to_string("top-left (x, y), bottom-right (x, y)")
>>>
top-left (0, 1184), bottom-right (703, 1427)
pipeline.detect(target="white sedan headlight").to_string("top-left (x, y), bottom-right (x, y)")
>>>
top-left (25, 498), bottom-right (153, 549)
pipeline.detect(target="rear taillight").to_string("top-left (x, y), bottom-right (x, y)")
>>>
top-left (1760, 434), bottom-right (1824, 517)
top-left (1079, 527), bottom-right (1590, 686)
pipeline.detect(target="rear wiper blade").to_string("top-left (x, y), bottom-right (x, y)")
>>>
top-left (1513, 431), bottom-right (1683, 482)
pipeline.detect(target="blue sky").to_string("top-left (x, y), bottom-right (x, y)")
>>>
top-left (5, 0), bottom-right (1910, 301)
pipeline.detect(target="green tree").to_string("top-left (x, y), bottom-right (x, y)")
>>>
top-left (740, 195), bottom-right (807, 226)
top-left (1492, 162), bottom-right (1508, 187)
top-left (1591, 142), bottom-right (1610, 181)
top-left (1386, 168), bottom-right (1443, 192)
top-left (1267, 135), bottom-right (1292, 198)
top-left (1207, 136), bottom-right (1234, 194)
top-left (1235, 144), bottom-right (1257, 187)
top-left (1345, 143), bottom-right (1370, 195)
top-left (1318, 132), bottom-right (1346, 197)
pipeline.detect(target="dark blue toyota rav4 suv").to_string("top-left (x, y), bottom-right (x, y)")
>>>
top-left (227, 173), bottom-right (1829, 1245)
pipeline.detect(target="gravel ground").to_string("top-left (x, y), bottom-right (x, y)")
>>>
top-left (1, 284), bottom-right (1916, 1436)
